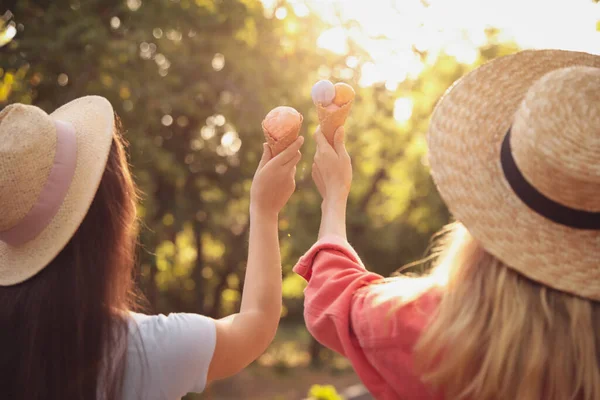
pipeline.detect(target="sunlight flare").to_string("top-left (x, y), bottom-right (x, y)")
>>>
top-left (269, 0), bottom-right (600, 87)
top-left (394, 98), bottom-right (414, 123)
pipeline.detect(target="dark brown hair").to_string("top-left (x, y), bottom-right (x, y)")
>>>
top-left (0, 116), bottom-right (140, 399)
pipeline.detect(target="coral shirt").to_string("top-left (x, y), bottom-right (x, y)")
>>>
top-left (293, 235), bottom-right (443, 400)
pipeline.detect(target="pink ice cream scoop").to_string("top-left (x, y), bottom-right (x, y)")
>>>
top-left (313, 80), bottom-right (355, 146)
top-left (262, 106), bottom-right (303, 155)
top-left (324, 103), bottom-right (340, 112)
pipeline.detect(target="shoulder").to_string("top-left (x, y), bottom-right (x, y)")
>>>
top-left (128, 311), bottom-right (215, 331)
top-left (124, 312), bottom-right (217, 397)
top-left (351, 278), bottom-right (441, 348)
top-left (127, 312), bottom-right (216, 350)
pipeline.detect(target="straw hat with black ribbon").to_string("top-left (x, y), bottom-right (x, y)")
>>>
top-left (428, 49), bottom-right (600, 300)
top-left (0, 96), bottom-right (115, 285)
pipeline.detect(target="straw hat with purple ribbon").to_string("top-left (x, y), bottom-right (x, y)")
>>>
top-left (0, 96), bottom-right (114, 285)
top-left (428, 49), bottom-right (600, 300)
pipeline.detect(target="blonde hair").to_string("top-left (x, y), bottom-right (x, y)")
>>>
top-left (411, 223), bottom-right (600, 400)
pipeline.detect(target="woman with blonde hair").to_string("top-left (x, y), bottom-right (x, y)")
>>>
top-left (297, 49), bottom-right (600, 400)
top-left (0, 96), bottom-right (303, 399)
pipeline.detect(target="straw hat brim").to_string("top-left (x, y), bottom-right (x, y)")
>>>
top-left (428, 50), bottom-right (600, 300)
top-left (0, 96), bottom-right (114, 285)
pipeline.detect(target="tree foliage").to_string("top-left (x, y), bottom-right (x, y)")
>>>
top-left (1, 0), bottom-right (518, 323)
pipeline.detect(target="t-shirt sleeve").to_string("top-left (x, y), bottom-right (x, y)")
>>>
top-left (134, 312), bottom-right (216, 398)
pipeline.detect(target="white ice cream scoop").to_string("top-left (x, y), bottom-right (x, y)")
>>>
top-left (311, 80), bottom-right (335, 106)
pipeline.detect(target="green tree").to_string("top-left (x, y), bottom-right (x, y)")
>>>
top-left (2, 0), bottom-right (348, 317)
top-left (1, 1), bottom-right (518, 370)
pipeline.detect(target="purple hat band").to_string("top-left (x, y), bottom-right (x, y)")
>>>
top-left (0, 120), bottom-right (77, 247)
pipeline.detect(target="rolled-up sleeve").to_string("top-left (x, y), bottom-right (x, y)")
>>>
top-left (293, 235), bottom-right (389, 394)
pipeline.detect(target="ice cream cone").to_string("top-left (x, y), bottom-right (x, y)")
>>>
top-left (316, 100), bottom-right (353, 145)
top-left (262, 114), bottom-right (303, 156)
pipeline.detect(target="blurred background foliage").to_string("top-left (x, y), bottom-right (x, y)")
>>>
top-left (1, 0), bottom-right (597, 398)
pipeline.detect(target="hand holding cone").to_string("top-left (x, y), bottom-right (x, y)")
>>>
top-left (311, 80), bottom-right (355, 145)
top-left (262, 106), bottom-right (303, 156)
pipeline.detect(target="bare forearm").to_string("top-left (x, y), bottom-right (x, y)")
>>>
top-left (319, 197), bottom-right (348, 240)
top-left (241, 210), bottom-right (282, 319)
top-left (208, 212), bottom-right (282, 383)
top-left (208, 136), bottom-right (303, 383)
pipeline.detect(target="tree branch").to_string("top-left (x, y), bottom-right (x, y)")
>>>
top-left (207, 222), bottom-right (250, 318)
top-left (358, 167), bottom-right (388, 213)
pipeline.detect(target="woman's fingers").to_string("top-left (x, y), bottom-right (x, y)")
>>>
top-left (273, 136), bottom-right (304, 166)
top-left (313, 127), bottom-right (333, 153)
top-left (333, 127), bottom-right (349, 158)
top-left (256, 143), bottom-right (272, 171)
top-left (311, 162), bottom-right (326, 196)
top-left (311, 162), bottom-right (319, 177)
top-left (291, 166), bottom-right (297, 186)
top-left (283, 150), bottom-right (302, 167)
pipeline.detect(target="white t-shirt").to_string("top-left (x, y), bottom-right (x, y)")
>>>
top-left (119, 312), bottom-right (217, 400)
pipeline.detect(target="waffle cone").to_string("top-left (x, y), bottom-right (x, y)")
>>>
top-left (262, 114), bottom-right (303, 156)
top-left (316, 100), bottom-right (353, 145)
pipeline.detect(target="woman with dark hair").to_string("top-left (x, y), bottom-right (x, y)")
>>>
top-left (0, 96), bottom-right (303, 399)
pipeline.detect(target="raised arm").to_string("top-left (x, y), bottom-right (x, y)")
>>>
top-left (312, 126), bottom-right (352, 241)
top-left (207, 137), bottom-right (304, 383)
